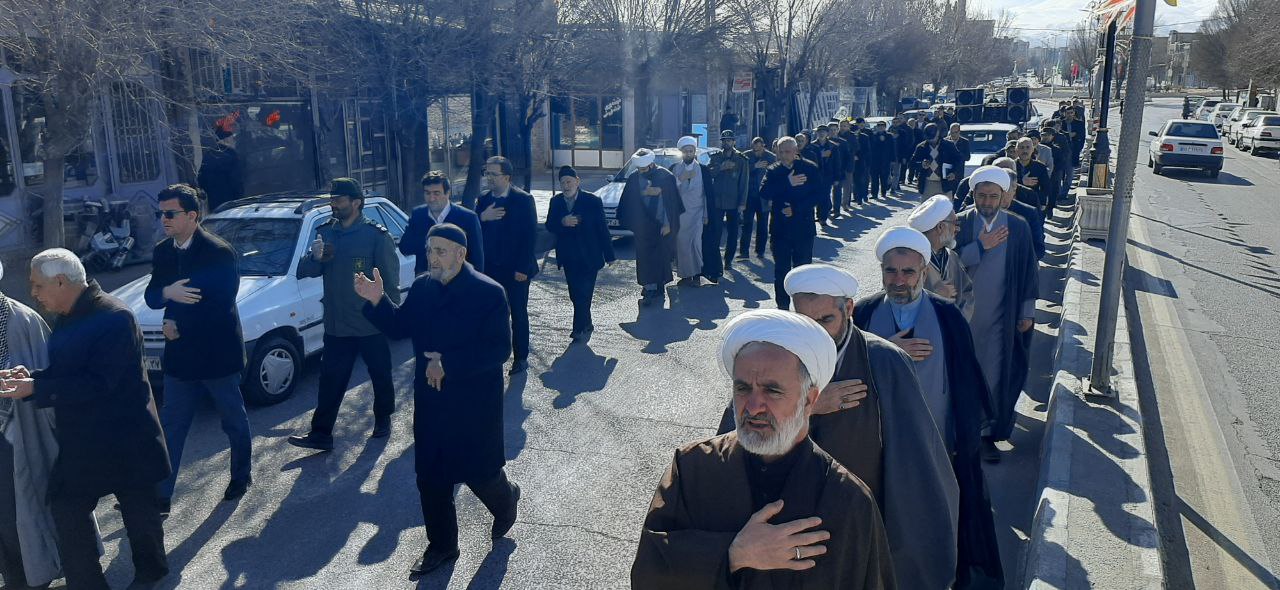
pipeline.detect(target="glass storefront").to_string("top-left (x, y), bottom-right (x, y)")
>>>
top-left (13, 81), bottom-right (99, 189)
top-left (551, 94), bottom-right (624, 151)
top-left (201, 101), bottom-right (317, 196)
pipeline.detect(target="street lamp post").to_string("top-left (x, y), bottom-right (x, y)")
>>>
top-left (1091, 19), bottom-right (1119, 188)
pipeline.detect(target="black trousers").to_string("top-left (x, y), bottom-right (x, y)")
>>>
top-left (51, 483), bottom-right (167, 590)
top-left (870, 163), bottom-right (892, 197)
top-left (495, 272), bottom-right (531, 362)
top-left (852, 165), bottom-right (869, 203)
top-left (739, 198), bottom-right (769, 257)
top-left (417, 468), bottom-right (516, 552)
top-left (311, 333), bottom-right (395, 441)
top-left (563, 265), bottom-right (599, 335)
top-left (716, 209), bottom-right (741, 267)
top-left (899, 156), bottom-right (912, 184)
top-left (770, 234), bottom-right (815, 310)
top-left (700, 209), bottom-right (728, 279)
top-left (0, 438), bottom-right (25, 586)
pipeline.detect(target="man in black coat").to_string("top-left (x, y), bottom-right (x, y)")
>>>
top-left (4, 249), bottom-right (170, 590)
top-left (851, 118), bottom-right (873, 205)
top-left (196, 127), bottom-right (244, 212)
top-left (892, 116), bottom-right (914, 193)
top-left (912, 123), bottom-right (964, 198)
top-left (946, 123), bottom-right (971, 165)
top-left (812, 126), bottom-right (844, 224)
top-left (356, 224), bottom-right (519, 578)
top-left (739, 138), bottom-right (775, 260)
top-left (144, 184), bottom-right (252, 511)
top-left (760, 137), bottom-right (824, 310)
top-left (617, 149), bottom-right (682, 306)
top-left (868, 121), bottom-right (895, 200)
top-left (1013, 138), bottom-right (1051, 216)
top-left (476, 156), bottom-right (539, 375)
top-left (546, 166), bottom-right (615, 343)
top-left (401, 171), bottom-right (485, 274)
top-left (705, 132), bottom-right (748, 279)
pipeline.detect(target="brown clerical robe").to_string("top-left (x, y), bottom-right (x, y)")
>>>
top-left (631, 433), bottom-right (896, 590)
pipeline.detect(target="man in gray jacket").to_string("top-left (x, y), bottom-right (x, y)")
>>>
top-left (288, 178), bottom-right (401, 451)
top-left (703, 130), bottom-right (748, 280)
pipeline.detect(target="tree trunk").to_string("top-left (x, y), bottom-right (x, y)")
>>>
top-left (462, 87), bottom-right (495, 209)
top-left (40, 154), bottom-right (66, 249)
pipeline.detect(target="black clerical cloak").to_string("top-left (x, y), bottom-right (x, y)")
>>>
top-left (617, 166), bottom-right (684, 287)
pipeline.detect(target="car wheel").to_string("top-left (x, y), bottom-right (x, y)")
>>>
top-left (242, 335), bottom-right (302, 405)
top-left (1153, 163), bottom-right (1164, 175)
top-left (1208, 168), bottom-right (1220, 178)
top-left (1147, 154), bottom-right (1154, 168)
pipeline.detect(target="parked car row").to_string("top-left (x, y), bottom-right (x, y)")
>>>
top-left (1148, 119), bottom-right (1224, 177)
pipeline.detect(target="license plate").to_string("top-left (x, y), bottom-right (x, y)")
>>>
top-left (607, 219), bottom-right (620, 227)
top-left (144, 356), bottom-right (162, 371)
top-left (1182, 145), bottom-right (1208, 154)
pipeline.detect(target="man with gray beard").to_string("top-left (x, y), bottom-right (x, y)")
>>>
top-left (909, 195), bottom-right (974, 320)
top-left (632, 310), bottom-right (894, 589)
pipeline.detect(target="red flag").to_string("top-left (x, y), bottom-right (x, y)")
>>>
top-left (265, 110), bottom-right (281, 127)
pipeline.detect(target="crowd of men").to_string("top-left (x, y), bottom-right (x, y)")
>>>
top-left (0, 95), bottom-right (1088, 589)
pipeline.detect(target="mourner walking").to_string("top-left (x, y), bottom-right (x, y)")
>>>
top-left (546, 166), bottom-right (615, 343)
top-left (477, 156), bottom-right (540, 374)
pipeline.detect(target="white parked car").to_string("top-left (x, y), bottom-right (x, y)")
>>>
top-left (1147, 119), bottom-right (1224, 178)
top-left (959, 123), bottom-right (1018, 179)
top-left (1193, 99), bottom-right (1222, 121)
top-left (596, 146), bottom-right (720, 237)
top-left (111, 193), bottom-right (417, 404)
top-left (1230, 111), bottom-right (1277, 147)
top-left (1225, 108), bottom-right (1271, 143)
top-left (1239, 114), bottom-right (1280, 154)
top-left (1208, 102), bottom-right (1241, 128)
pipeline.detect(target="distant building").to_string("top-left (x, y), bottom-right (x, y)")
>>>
top-left (1166, 30), bottom-right (1201, 89)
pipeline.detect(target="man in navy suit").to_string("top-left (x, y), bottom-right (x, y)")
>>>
top-left (401, 171), bottom-right (484, 274)
top-left (545, 166), bottom-right (614, 344)
top-left (476, 156), bottom-right (539, 375)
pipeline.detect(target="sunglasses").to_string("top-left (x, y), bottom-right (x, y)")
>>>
top-left (155, 210), bottom-right (192, 219)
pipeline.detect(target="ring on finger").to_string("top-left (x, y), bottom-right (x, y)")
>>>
top-left (795, 547), bottom-right (802, 560)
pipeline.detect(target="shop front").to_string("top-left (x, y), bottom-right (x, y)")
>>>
top-left (550, 94), bottom-right (626, 169)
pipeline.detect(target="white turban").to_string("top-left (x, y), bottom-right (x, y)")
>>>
top-left (632, 149), bottom-right (656, 168)
top-left (874, 226), bottom-right (932, 262)
top-left (783, 264), bottom-right (859, 300)
top-left (970, 165), bottom-right (1011, 192)
top-left (719, 309), bottom-right (837, 391)
top-left (908, 195), bottom-right (953, 233)
top-left (676, 136), bottom-right (698, 149)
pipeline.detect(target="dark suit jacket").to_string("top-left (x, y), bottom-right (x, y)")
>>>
top-left (476, 186), bottom-right (539, 280)
top-left (401, 203), bottom-right (485, 274)
top-left (144, 227), bottom-right (244, 380)
top-left (760, 158), bottom-right (824, 240)
top-left (545, 190), bottom-right (615, 272)
top-left (911, 140), bottom-right (965, 192)
top-left (32, 281), bottom-right (169, 498)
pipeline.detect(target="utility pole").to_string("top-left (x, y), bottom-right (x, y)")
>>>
top-left (1091, 20), bottom-right (1118, 188)
top-left (1088, 0), bottom-right (1156, 396)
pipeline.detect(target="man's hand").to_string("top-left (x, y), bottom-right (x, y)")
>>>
top-left (755, 161), bottom-right (769, 169)
top-left (0, 366), bottom-right (30, 380)
top-left (979, 225), bottom-right (1009, 250)
top-left (424, 352), bottom-right (445, 390)
top-left (310, 237), bottom-right (327, 261)
top-left (721, 161), bottom-right (737, 171)
top-left (1024, 176), bottom-right (1039, 187)
top-left (514, 272), bottom-right (529, 282)
top-left (728, 500), bottom-right (829, 573)
top-left (821, 150), bottom-right (832, 158)
top-left (788, 172), bottom-right (807, 187)
top-left (680, 170), bottom-right (696, 182)
top-left (353, 268), bottom-right (385, 304)
top-left (812, 379), bottom-right (868, 415)
top-left (782, 206), bottom-right (793, 217)
top-left (934, 281), bottom-right (957, 299)
top-left (562, 214), bottom-right (580, 228)
top-left (661, 225), bottom-right (671, 236)
top-left (0, 379), bottom-right (34, 400)
top-left (946, 173), bottom-right (957, 181)
top-left (162, 279), bottom-right (201, 304)
top-left (644, 186), bottom-right (662, 196)
top-left (891, 329), bottom-right (934, 361)
top-left (162, 319), bottom-right (180, 341)
top-left (480, 203), bottom-right (507, 222)
top-left (1018, 318), bottom-right (1034, 333)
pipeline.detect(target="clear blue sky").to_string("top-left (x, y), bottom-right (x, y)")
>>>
top-left (976, 0), bottom-right (1220, 44)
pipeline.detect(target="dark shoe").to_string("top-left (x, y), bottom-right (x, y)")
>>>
top-left (572, 328), bottom-right (593, 344)
top-left (370, 417), bottom-right (391, 439)
top-left (723, 257), bottom-right (734, 270)
top-left (508, 359), bottom-right (528, 375)
top-left (287, 434), bottom-right (334, 452)
top-left (491, 483), bottom-right (521, 539)
top-left (223, 478), bottom-right (251, 502)
top-left (704, 275), bottom-right (720, 285)
top-left (736, 253), bottom-right (750, 260)
top-left (409, 547), bottom-right (460, 578)
top-left (982, 440), bottom-right (1002, 464)
top-left (677, 277), bottom-right (700, 288)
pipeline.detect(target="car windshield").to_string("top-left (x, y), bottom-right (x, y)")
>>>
top-left (1261, 117), bottom-right (1280, 126)
top-left (614, 152), bottom-right (712, 181)
top-left (1216, 104), bottom-right (1239, 112)
top-left (961, 130), bottom-right (1007, 155)
top-left (204, 218), bottom-right (302, 277)
top-left (1166, 123), bottom-right (1218, 139)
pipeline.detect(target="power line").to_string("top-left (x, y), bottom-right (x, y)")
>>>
top-left (1003, 16), bottom-right (1220, 32)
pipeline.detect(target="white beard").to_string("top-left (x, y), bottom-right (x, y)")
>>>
top-left (946, 238), bottom-right (957, 250)
top-left (735, 394), bottom-right (808, 457)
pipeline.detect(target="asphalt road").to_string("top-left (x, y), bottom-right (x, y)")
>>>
top-left (72, 164), bottom-right (1076, 589)
top-left (1125, 97), bottom-right (1280, 588)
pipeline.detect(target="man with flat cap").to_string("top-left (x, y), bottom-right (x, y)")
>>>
top-left (632, 310), bottom-right (895, 589)
top-left (355, 223), bottom-right (520, 577)
top-left (957, 166), bottom-right (1038, 463)
top-left (618, 148), bottom-right (682, 306)
top-left (853, 227), bottom-right (1004, 588)
top-left (909, 195), bottom-right (974, 320)
top-left (670, 136), bottom-right (714, 288)
top-left (759, 137), bottom-right (825, 310)
top-left (706, 130), bottom-right (749, 278)
top-left (546, 166), bottom-right (614, 343)
top-left (739, 138), bottom-right (776, 261)
top-left (715, 264), bottom-right (960, 590)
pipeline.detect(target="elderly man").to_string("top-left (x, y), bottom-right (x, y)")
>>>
top-left (706, 130), bottom-right (749, 278)
top-left (716, 264), bottom-right (959, 589)
top-left (632, 310), bottom-right (895, 588)
top-left (618, 148), bottom-right (682, 306)
top-left (2, 250), bottom-right (169, 590)
top-left (356, 224), bottom-right (520, 577)
top-left (852, 228), bottom-right (1004, 589)
top-left (670, 136), bottom-right (714, 287)
top-left (909, 195), bottom-right (975, 319)
top-left (1014, 138), bottom-right (1050, 214)
top-left (958, 166), bottom-right (1039, 463)
top-left (0, 261), bottom-right (63, 589)
top-left (546, 166), bottom-right (615, 343)
top-left (760, 137), bottom-right (825, 310)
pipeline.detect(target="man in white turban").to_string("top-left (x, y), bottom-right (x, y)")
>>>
top-left (855, 230), bottom-right (1005, 588)
top-left (909, 195), bottom-right (974, 319)
top-left (618, 148), bottom-right (683, 306)
top-left (670, 136), bottom-right (714, 287)
top-left (955, 165), bottom-right (1038, 464)
top-left (633, 310), bottom-right (894, 589)
top-left (753, 263), bottom-right (960, 590)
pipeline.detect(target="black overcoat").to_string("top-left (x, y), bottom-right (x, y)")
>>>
top-left (545, 190), bottom-right (615, 272)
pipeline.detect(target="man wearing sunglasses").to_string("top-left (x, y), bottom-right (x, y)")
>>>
top-left (143, 183), bottom-right (253, 513)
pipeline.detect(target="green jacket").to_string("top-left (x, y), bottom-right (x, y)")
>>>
top-left (708, 148), bottom-right (750, 210)
top-left (298, 216), bottom-right (400, 337)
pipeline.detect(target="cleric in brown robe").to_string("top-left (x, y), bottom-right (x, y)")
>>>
top-left (632, 310), bottom-right (895, 589)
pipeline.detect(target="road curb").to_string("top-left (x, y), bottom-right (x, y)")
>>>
top-left (1022, 227), bottom-right (1165, 589)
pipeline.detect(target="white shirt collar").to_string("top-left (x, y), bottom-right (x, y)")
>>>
top-left (430, 203), bottom-right (452, 224)
top-left (175, 234), bottom-right (195, 250)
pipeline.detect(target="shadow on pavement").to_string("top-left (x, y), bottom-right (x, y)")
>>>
top-left (539, 344), bottom-right (618, 410)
